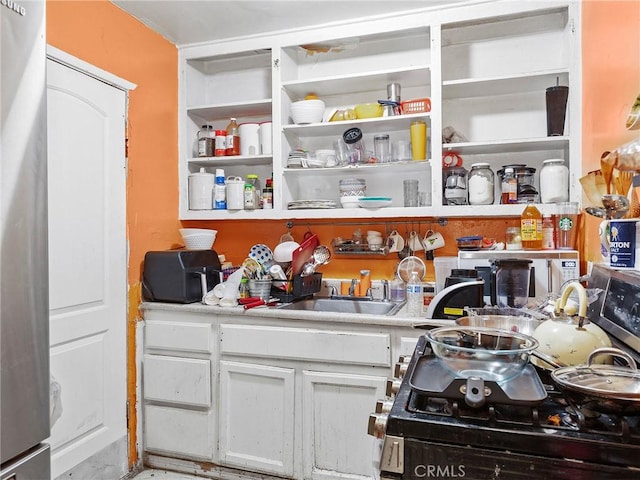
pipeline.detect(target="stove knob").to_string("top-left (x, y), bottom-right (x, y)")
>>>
top-left (394, 361), bottom-right (408, 378)
top-left (376, 399), bottom-right (394, 414)
top-left (385, 378), bottom-right (402, 397)
top-left (367, 412), bottom-right (388, 438)
top-left (397, 354), bottom-right (411, 363)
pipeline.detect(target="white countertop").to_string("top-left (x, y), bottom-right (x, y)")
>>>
top-left (140, 300), bottom-right (452, 329)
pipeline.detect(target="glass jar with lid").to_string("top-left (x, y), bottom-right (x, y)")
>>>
top-left (539, 158), bottom-right (569, 203)
top-left (468, 163), bottom-right (495, 205)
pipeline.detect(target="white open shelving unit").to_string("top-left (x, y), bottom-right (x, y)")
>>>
top-left (178, 0), bottom-right (581, 221)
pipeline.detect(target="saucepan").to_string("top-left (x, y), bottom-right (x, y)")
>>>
top-left (549, 347), bottom-right (640, 415)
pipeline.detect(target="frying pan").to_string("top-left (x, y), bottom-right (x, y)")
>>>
top-left (550, 347), bottom-right (640, 414)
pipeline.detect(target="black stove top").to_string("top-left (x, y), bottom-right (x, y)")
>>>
top-left (375, 266), bottom-right (640, 479)
top-left (386, 336), bottom-right (640, 467)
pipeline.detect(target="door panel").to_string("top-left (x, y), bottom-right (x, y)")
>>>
top-left (47, 58), bottom-right (127, 479)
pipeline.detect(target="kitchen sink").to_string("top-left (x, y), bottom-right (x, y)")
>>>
top-left (277, 297), bottom-right (404, 316)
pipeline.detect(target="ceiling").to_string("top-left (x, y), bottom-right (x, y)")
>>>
top-left (111, 0), bottom-right (469, 46)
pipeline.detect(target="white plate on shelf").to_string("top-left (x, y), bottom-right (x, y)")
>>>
top-left (358, 197), bottom-right (392, 208)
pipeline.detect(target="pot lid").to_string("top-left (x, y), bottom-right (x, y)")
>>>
top-left (551, 364), bottom-right (640, 400)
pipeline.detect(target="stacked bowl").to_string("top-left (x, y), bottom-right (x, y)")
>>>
top-left (339, 178), bottom-right (366, 208)
top-left (291, 99), bottom-right (325, 124)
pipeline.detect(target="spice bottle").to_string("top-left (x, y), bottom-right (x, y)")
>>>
top-left (246, 174), bottom-right (261, 208)
top-left (521, 200), bottom-right (542, 250)
top-left (500, 167), bottom-right (518, 204)
top-left (214, 130), bottom-right (227, 156)
top-left (541, 214), bottom-right (555, 250)
top-left (262, 178), bottom-right (273, 209)
top-left (244, 182), bottom-right (255, 210)
top-left (225, 117), bottom-right (240, 156)
top-left (197, 125), bottom-right (214, 157)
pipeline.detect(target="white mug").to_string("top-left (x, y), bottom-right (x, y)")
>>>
top-left (387, 230), bottom-right (405, 253)
top-left (423, 230), bottom-right (445, 251)
top-left (408, 231), bottom-right (424, 252)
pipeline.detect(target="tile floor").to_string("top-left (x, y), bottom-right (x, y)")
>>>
top-left (132, 469), bottom-right (204, 479)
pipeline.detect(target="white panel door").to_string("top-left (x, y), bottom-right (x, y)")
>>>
top-left (219, 360), bottom-right (295, 477)
top-left (47, 58), bottom-right (127, 479)
top-left (302, 371), bottom-right (388, 480)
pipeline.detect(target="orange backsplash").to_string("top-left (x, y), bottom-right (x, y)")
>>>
top-left (181, 215), bottom-right (555, 282)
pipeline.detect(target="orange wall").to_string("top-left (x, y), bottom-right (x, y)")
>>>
top-left (47, 0), bottom-right (179, 467)
top-left (581, 0), bottom-right (640, 263)
top-left (45, 0), bottom-right (639, 470)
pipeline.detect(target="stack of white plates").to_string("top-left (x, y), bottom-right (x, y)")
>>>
top-left (287, 200), bottom-right (337, 210)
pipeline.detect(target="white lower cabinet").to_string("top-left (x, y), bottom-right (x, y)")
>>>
top-left (141, 307), bottom-right (422, 479)
top-left (218, 360), bottom-right (295, 477)
top-left (302, 371), bottom-right (387, 480)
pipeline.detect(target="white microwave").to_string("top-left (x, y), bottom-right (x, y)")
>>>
top-left (457, 250), bottom-right (580, 305)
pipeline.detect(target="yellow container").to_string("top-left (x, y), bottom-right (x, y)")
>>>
top-left (410, 121), bottom-right (427, 160)
top-left (354, 103), bottom-right (383, 119)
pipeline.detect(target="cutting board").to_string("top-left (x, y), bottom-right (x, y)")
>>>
top-left (291, 234), bottom-right (319, 277)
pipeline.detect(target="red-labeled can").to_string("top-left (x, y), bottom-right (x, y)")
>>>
top-left (214, 130), bottom-right (227, 156)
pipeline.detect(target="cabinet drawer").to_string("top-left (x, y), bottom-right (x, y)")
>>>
top-left (145, 320), bottom-right (212, 353)
top-left (143, 354), bottom-right (211, 407)
top-left (145, 404), bottom-right (214, 460)
top-left (220, 324), bottom-right (390, 366)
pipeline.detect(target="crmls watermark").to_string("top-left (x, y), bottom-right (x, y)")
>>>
top-left (414, 464), bottom-right (466, 478)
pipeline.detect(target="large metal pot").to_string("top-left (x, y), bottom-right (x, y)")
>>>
top-left (550, 347), bottom-right (640, 414)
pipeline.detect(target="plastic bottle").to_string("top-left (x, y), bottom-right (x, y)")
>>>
top-left (214, 168), bottom-right (226, 210)
top-left (406, 271), bottom-right (422, 317)
top-left (239, 278), bottom-right (250, 299)
top-left (225, 117), bottom-right (240, 156)
top-left (521, 201), bottom-right (542, 250)
top-left (390, 272), bottom-right (406, 303)
top-left (541, 214), bottom-right (555, 250)
top-left (243, 182), bottom-right (255, 210)
top-left (500, 167), bottom-right (518, 204)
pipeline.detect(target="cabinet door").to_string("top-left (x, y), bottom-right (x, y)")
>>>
top-left (219, 361), bottom-right (295, 477)
top-left (302, 370), bottom-right (387, 480)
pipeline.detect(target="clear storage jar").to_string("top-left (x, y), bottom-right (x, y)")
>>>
top-left (468, 163), bottom-right (495, 205)
top-left (539, 159), bottom-right (569, 203)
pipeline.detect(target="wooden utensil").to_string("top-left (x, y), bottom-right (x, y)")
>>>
top-left (601, 151), bottom-right (614, 195)
top-left (615, 170), bottom-right (634, 196)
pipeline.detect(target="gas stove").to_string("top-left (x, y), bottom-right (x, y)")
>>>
top-left (370, 265), bottom-right (640, 480)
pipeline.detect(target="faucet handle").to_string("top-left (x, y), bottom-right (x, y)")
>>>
top-left (348, 278), bottom-right (358, 296)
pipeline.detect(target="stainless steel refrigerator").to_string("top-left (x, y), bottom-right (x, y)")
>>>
top-left (1, 0), bottom-right (51, 478)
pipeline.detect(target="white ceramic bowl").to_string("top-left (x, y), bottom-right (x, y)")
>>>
top-left (340, 197), bottom-right (362, 209)
top-left (180, 228), bottom-right (217, 250)
top-left (291, 99), bottom-right (325, 124)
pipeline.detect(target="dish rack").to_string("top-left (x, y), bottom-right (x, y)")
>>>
top-left (271, 273), bottom-right (322, 303)
top-left (331, 239), bottom-right (389, 256)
